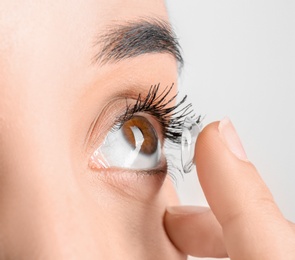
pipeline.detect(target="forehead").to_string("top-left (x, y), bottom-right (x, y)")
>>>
top-left (0, 0), bottom-right (168, 53)
top-left (0, 0), bottom-right (171, 90)
top-left (0, 0), bottom-right (180, 133)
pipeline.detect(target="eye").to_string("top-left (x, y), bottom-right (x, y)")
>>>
top-left (90, 116), bottom-right (162, 170)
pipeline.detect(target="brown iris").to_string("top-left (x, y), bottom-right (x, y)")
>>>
top-left (121, 116), bottom-right (158, 155)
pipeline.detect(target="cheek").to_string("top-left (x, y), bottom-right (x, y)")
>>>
top-left (80, 173), bottom-right (183, 259)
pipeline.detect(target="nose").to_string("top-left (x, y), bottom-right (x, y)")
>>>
top-left (0, 115), bottom-right (106, 259)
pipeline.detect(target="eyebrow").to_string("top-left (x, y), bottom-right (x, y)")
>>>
top-left (92, 18), bottom-right (183, 67)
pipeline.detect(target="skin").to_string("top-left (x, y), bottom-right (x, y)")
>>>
top-left (1, 1), bottom-right (295, 259)
top-left (0, 0), bottom-right (184, 259)
top-left (165, 119), bottom-right (295, 259)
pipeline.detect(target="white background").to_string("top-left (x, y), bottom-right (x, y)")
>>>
top-left (166, 1), bottom-right (295, 259)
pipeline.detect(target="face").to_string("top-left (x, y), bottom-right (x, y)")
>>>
top-left (0, 0), bottom-right (186, 259)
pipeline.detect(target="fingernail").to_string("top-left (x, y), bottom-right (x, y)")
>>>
top-left (218, 117), bottom-right (248, 161)
top-left (167, 206), bottom-right (210, 215)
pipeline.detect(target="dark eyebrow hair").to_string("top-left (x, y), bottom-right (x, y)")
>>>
top-left (92, 18), bottom-right (183, 68)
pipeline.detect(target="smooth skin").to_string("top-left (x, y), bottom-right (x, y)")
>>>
top-left (164, 118), bottom-right (295, 259)
top-left (0, 1), bottom-right (184, 259)
top-left (1, 0), bottom-right (294, 259)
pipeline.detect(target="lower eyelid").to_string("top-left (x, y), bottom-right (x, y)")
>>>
top-left (87, 158), bottom-right (168, 199)
top-left (85, 84), bottom-right (194, 183)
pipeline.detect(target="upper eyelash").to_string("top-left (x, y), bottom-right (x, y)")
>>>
top-left (114, 83), bottom-right (200, 144)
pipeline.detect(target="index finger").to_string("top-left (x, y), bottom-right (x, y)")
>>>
top-left (196, 119), bottom-right (295, 259)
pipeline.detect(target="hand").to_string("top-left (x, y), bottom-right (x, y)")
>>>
top-left (164, 118), bottom-right (295, 259)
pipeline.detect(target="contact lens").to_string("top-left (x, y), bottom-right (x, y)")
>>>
top-left (181, 117), bottom-right (202, 173)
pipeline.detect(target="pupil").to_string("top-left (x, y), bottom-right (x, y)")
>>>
top-left (122, 116), bottom-right (158, 155)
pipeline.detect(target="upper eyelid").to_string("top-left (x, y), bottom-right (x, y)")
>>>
top-left (85, 96), bottom-right (166, 153)
top-left (115, 83), bottom-right (194, 144)
top-left (85, 83), bottom-right (195, 155)
top-left (85, 98), bottom-right (129, 151)
top-left (85, 84), bottom-right (161, 146)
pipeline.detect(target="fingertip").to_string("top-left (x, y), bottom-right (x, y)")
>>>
top-left (194, 121), bottom-right (220, 169)
top-left (194, 119), bottom-right (265, 222)
top-left (193, 118), bottom-right (294, 259)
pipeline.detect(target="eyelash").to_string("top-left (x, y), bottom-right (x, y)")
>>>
top-left (113, 83), bottom-right (200, 146)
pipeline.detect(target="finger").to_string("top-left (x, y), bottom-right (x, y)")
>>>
top-left (164, 206), bottom-right (227, 258)
top-left (196, 118), bottom-right (295, 259)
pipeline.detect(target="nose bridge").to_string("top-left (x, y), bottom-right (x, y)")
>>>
top-left (0, 112), bottom-right (103, 259)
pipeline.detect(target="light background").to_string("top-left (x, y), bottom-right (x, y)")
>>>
top-left (166, 1), bottom-right (295, 260)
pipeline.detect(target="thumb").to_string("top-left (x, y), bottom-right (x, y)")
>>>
top-left (195, 118), bottom-right (295, 259)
